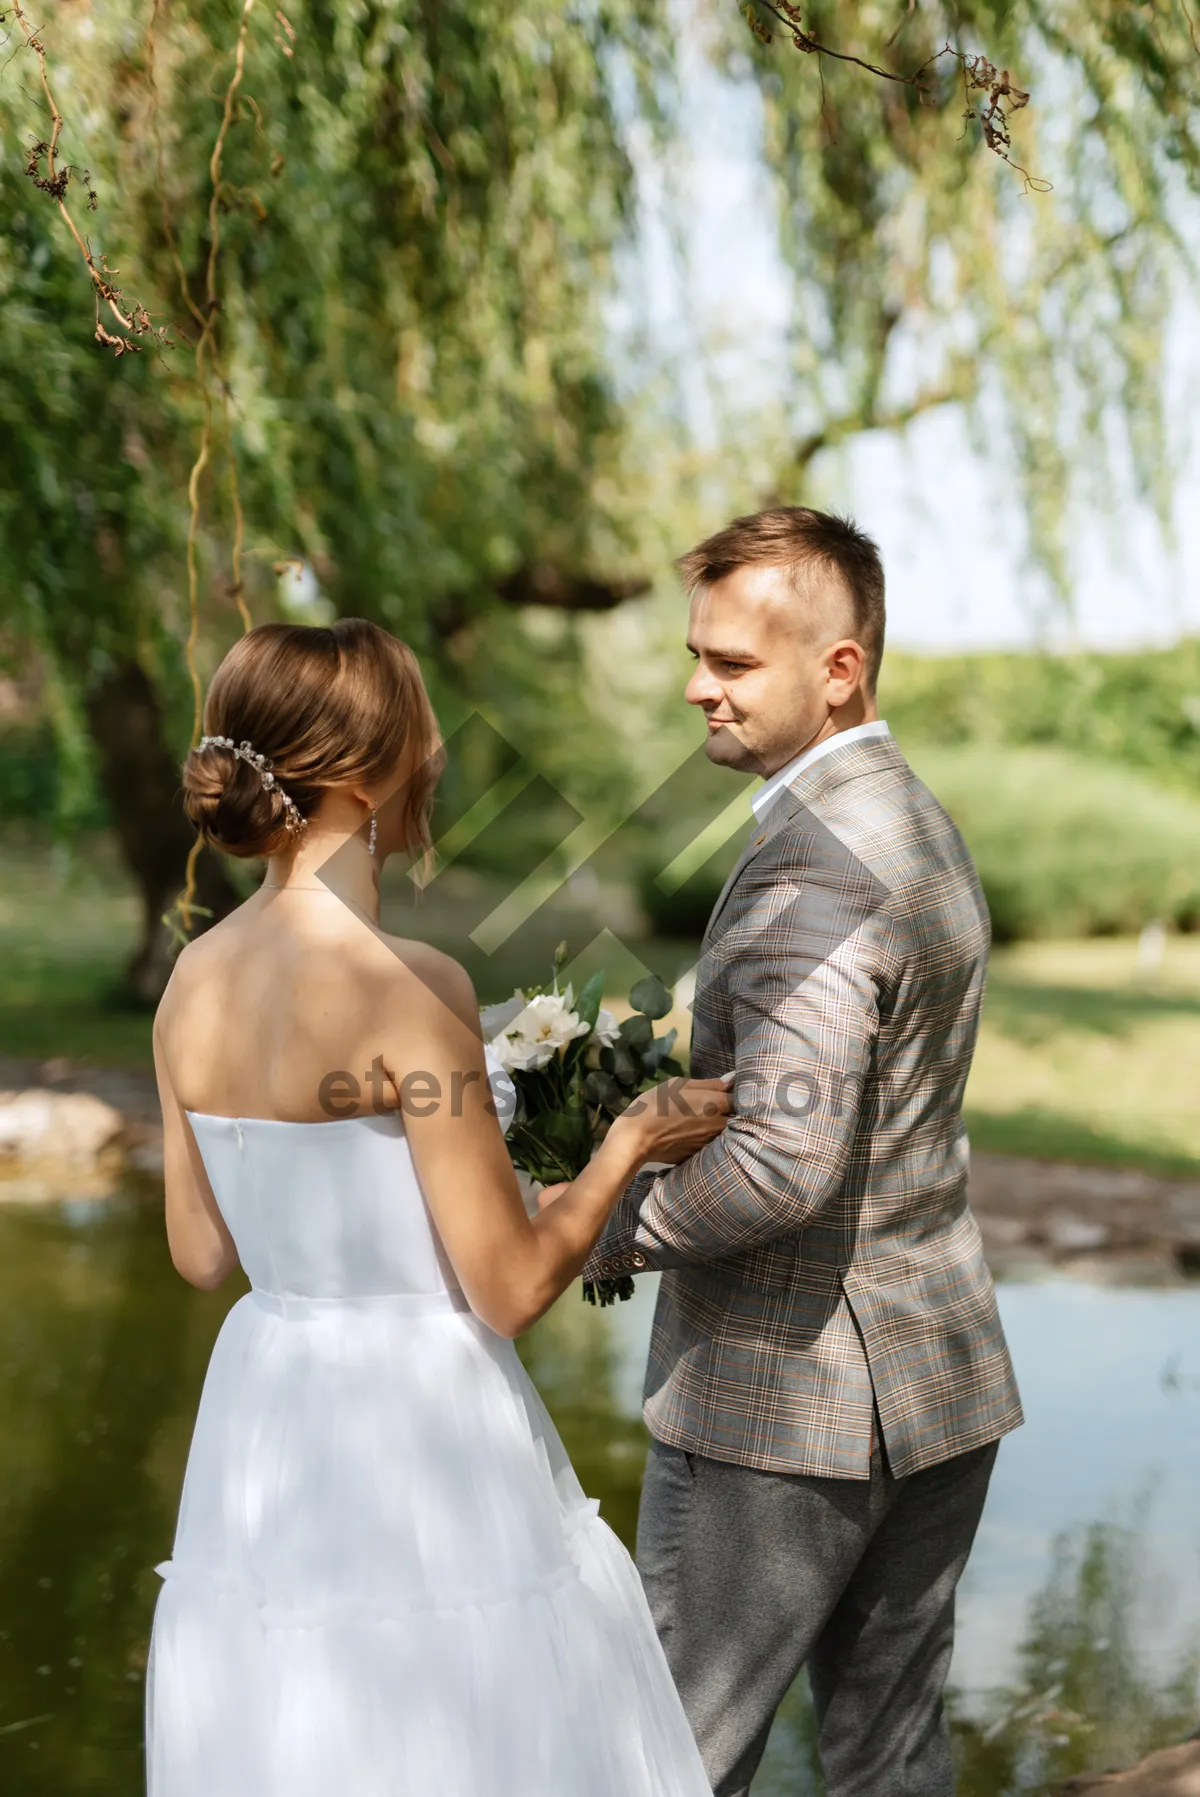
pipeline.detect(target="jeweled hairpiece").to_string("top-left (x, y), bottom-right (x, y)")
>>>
top-left (196, 735), bottom-right (307, 835)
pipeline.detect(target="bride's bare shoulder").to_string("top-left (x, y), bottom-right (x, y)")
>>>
top-left (375, 933), bottom-right (479, 1030)
top-left (156, 915), bottom-right (235, 997)
top-left (155, 897), bottom-right (258, 987)
top-left (154, 910), bottom-right (479, 1045)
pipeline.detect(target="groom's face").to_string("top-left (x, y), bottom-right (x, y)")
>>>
top-left (685, 561), bottom-right (854, 777)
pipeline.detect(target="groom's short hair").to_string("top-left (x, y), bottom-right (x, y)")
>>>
top-left (676, 506), bottom-right (886, 690)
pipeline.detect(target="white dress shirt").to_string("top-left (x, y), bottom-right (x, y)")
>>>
top-left (750, 719), bottom-right (892, 822)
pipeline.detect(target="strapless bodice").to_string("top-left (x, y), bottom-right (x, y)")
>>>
top-left (186, 1111), bottom-right (463, 1309)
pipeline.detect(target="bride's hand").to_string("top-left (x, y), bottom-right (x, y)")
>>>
top-left (610, 1075), bottom-right (733, 1166)
top-left (536, 1181), bottom-right (571, 1211)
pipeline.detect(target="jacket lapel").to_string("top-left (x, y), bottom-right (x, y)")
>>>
top-left (704, 825), bottom-right (771, 937)
top-left (702, 733), bottom-right (908, 940)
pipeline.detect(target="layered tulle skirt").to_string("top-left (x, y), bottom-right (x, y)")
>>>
top-left (146, 1290), bottom-right (710, 1795)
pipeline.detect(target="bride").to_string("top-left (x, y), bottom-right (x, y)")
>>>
top-left (147, 618), bottom-right (730, 1796)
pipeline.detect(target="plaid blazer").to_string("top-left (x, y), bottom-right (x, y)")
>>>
top-left (586, 732), bottom-right (1022, 1480)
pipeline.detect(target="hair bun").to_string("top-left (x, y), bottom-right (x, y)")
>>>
top-left (182, 620), bottom-right (440, 870)
top-left (182, 744), bottom-right (297, 860)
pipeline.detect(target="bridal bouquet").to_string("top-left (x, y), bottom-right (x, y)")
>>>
top-left (481, 943), bottom-right (682, 1306)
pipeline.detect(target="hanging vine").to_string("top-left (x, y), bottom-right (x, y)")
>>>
top-left (158, 0), bottom-right (262, 931)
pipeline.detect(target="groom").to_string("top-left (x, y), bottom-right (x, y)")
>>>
top-left (585, 506), bottom-right (1022, 1796)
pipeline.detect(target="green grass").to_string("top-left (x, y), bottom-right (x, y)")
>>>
top-left (4, 832), bottom-right (1200, 1177)
top-left (966, 936), bottom-right (1200, 1175)
top-left (962, 1107), bottom-right (1200, 1177)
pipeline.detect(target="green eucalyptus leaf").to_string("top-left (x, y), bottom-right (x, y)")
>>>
top-left (629, 974), bottom-right (673, 1019)
top-left (539, 1106), bottom-right (591, 1173)
top-left (583, 1068), bottom-right (623, 1108)
top-left (574, 969), bottom-right (606, 1034)
top-left (618, 1012), bottom-right (653, 1053)
top-left (641, 1027), bottom-right (678, 1074)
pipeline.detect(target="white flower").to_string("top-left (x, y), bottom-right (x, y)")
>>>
top-left (479, 993), bottom-right (527, 1042)
top-left (593, 1008), bottom-right (621, 1047)
top-left (483, 987), bottom-right (589, 1072)
top-left (584, 1008), bottom-right (621, 1068)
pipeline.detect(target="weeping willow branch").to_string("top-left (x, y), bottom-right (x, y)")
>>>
top-left (184, 0), bottom-right (259, 753)
top-left (744, 4), bottom-right (1050, 191)
top-left (10, 0), bottom-right (171, 352)
top-left (146, 0), bottom-right (207, 340)
top-left (147, 0), bottom-right (253, 636)
top-left (223, 391), bottom-right (251, 634)
top-left (791, 375), bottom-right (976, 475)
top-left (1181, 0), bottom-right (1200, 59)
top-left (746, 0), bottom-right (929, 86)
top-left (175, 0), bottom-right (259, 935)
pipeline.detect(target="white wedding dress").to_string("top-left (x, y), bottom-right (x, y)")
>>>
top-left (146, 1078), bottom-right (710, 1795)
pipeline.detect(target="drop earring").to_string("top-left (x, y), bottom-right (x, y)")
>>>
top-left (367, 811), bottom-right (378, 857)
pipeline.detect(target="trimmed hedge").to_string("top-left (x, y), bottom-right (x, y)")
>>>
top-left (881, 641), bottom-right (1200, 797)
top-left (638, 744), bottom-right (1200, 943)
top-left (909, 744), bottom-right (1200, 941)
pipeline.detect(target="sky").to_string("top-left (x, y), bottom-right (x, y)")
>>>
top-left (619, 31), bottom-right (1200, 656)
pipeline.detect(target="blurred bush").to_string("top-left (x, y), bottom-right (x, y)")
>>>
top-left (637, 831), bottom-right (743, 940)
top-left (638, 863), bottom-right (725, 939)
top-left (0, 723), bottom-right (108, 831)
top-left (884, 642), bottom-right (1200, 796)
top-left (911, 745), bottom-right (1200, 941)
top-left (0, 723), bottom-right (56, 820)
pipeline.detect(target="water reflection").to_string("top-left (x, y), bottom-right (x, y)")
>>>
top-left (1, 1189), bottom-right (1199, 1794)
top-left (0, 1192), bottom-right (240, 1794)
top-left (951, 1520), bottom-right (1200, 1795)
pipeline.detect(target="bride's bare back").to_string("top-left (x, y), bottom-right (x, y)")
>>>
top-left (157, 890), bottom-right (464, 1124)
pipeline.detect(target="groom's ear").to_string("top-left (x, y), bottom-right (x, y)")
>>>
top-left (823, 638), bottom-right (868, 703)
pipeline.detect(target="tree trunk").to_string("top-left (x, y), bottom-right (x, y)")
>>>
top-left (83, 658), bottom-right (241, 1004)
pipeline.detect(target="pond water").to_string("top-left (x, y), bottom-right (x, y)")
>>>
top-left (2, 1184), bottom-right (1199, 1796)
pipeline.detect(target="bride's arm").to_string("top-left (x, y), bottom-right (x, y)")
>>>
top-left (154, 1006), bottom-right (240, 1292)
top-left (391, 951), bottom-right (730, 1338)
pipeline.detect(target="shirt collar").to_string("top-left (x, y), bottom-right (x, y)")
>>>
top-left (750, 720), bottom-right (892, 821)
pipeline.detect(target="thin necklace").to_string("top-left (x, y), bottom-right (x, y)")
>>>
top-left (261, 884), bottom-right (380, 920)
top-left (262, 883), bottom-right (343, 893)
top-left (262, 878), bottom-right (379, 893)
